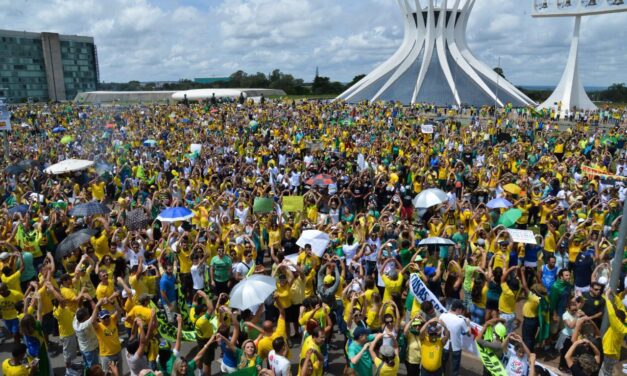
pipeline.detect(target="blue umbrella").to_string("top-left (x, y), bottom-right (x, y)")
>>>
top-left (52, 126), bottom-right (66, 133)
top-left (8, 204), bottom-right (29, 215)
top-left (143, 139), bottom-right (157, 147)
top-left (156, 207), bottom-right (193, 222)
top-left (486, 197), bottom-right (513, 209)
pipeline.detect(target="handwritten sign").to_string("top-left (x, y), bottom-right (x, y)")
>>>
top-left (507, 229), bottom-right (537, 244)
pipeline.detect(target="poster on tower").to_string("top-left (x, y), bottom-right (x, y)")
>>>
top-left (0, 98), bottom-right (11, 131)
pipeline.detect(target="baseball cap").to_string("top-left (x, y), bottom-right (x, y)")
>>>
top-left (98, 310), bottom-right (111, 319)
top-left (598, 276), bottom-right (609, 286)
top-left (380, 345), bottom-right (395, 358)
top-left (353, 326), bottom-right (371, 340)
top-left (323, 275), bottom-right (335, 284)
top-left (0, 252), bottom-right (10, 260)
top-left (424, 266), bottom-right (436, 277)
top-left (494, 323), bottom-right (507, 339)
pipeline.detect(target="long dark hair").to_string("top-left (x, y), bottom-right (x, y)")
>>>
top-left (471, 274), bottom-right (486, 303)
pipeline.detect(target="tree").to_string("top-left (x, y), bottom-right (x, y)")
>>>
top-left (493, 67), bottom-right (505, 79)
top-left (347, 74), bottom-right (366, 87)
top-left (600, 83), bottom-right (627, 102)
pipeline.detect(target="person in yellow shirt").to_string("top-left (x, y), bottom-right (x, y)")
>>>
top-left (73, 255), bottom-right (96, 298)
top-left (380, 258), bottom-right (404, 302)
top-left (2, 343), bottom-right (37, 376)
top-left (299, 326), bottom-right (325, 376)
top-left (420, 317), bottom-right (450, 375)
top-left (403, 317), bottom-right (423, 375)
top-left (94, 302), bottom-right (123, 376)
top-left (1, 252), bottom-right (23, 293)
top-left (369, 332), bottom-right (400, 376)
top-left (499, 265), bottom-right (520, 333)
top-left (0, 283), bottom-right (24, 343)
top-left (520, 269), bottom-right (547, 353)
top-left (257, 302), bottom-right (288, 361)
top-left (599, 291), bottom-right (627, 376)
top-left (126, 294), bottom-right (155, 328)
top-left (90, 224), bottom-right (110, 261)
top-left (89, 178), bottom-right (106, 201)
top-left (49, 283), bottom-right (78, 371)
top-left (193, 290), bottom-right (215, 376)
top-left (96, 271), bottom-right (116, 312)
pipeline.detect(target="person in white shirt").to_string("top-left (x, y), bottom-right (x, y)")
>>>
top-left (439, 300), bottom-right (471, 376)
top-left (233, 250), bottom-right (255, 281)
top-left (73, 298), bottom-right (104, 369)
top-left (341, 234), bottom-right (360, 264)
top-left (190, 248), bottom-right (208, 291)
top-left (268, 337), bottom-right (291, 376)
top-left (503, 333), bottom-right (534, 376)
top-left (290, 171), bottom-right (301, 193)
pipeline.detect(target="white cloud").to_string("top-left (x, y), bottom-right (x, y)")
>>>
top-left (0, 0), bottom-right (625, 86)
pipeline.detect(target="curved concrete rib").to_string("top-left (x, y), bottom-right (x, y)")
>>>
top-left (339, 0), bottom-right (535, 107)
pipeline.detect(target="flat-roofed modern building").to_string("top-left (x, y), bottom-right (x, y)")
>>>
top-left (0, 29), bottom-right (99, 103)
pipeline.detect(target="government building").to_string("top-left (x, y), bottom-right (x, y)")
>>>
top-left (0, 29), bottom-right (99, 102)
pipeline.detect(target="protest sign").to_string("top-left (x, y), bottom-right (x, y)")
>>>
top-left (282, 196), bottom-right (304, 212)
top-left (507, 229), bottom-right (537, 244)
top-left (253, 197), bottom-right (274, 213)
top-left (421, 124), bottom-right (434, 134)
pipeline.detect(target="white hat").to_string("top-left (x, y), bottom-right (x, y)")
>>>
top-left (598, 276), bottom-right (609, 286)
top-left (0, 252), bottom-right (10, 260)
top-left (121, 289), bottom-right (136, 299)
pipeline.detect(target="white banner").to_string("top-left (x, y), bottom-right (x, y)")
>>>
top-left (507, 229), bottom-right (537, 244)
top-left (421, 124), bottom-right (434, 134)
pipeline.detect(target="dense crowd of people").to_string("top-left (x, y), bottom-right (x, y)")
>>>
top-left (0, 99), bottom-right (625, 376)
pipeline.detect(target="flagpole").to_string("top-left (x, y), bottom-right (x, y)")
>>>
top-left (601, 198), bottom-right (627, 331)
top-left (494, 57), bottom-right (501, 124)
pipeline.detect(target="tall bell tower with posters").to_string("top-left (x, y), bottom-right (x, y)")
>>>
top-left (532, 0), bottom-right (627, 117)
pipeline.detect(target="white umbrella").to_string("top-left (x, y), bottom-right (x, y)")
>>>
top-left (418, 237), bottom-right (455, 246)
top-left (296, 229), bottom-right (330, 257)
top-left (229, 274), bottom-right (277, 310)
top-left (44, 159), bottom-right (94, 175)
top-left (412, 188), bottom-right (448, 208)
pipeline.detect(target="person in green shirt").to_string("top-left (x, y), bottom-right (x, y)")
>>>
top-left (210, 246), bottom-right (232, 297)
top-left (462, 249), bottom-right (486, 311)
top-left (347, 326), bottom-right (373, 376)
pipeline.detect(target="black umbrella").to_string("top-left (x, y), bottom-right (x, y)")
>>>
top-left (18, 159), bottom-right (42, 171)
top-left (8, 204), bottom-right (29, 215)
top-left (5, 165), bottom-right (27, 175)
top-left (126, 208), bottom-right (150, 231)
top-left (56, 228), bottom-right (97, 259)
top-left (69, 201), bottom-right (111, 217)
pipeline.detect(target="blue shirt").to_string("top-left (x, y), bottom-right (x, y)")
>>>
top-left (159, 273), bottom-right (176, 305)
top-left (541, 264), bottom-right (558, 291)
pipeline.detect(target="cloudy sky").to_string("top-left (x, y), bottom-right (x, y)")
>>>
top-left (2, 0), bottom-right (627, 86)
